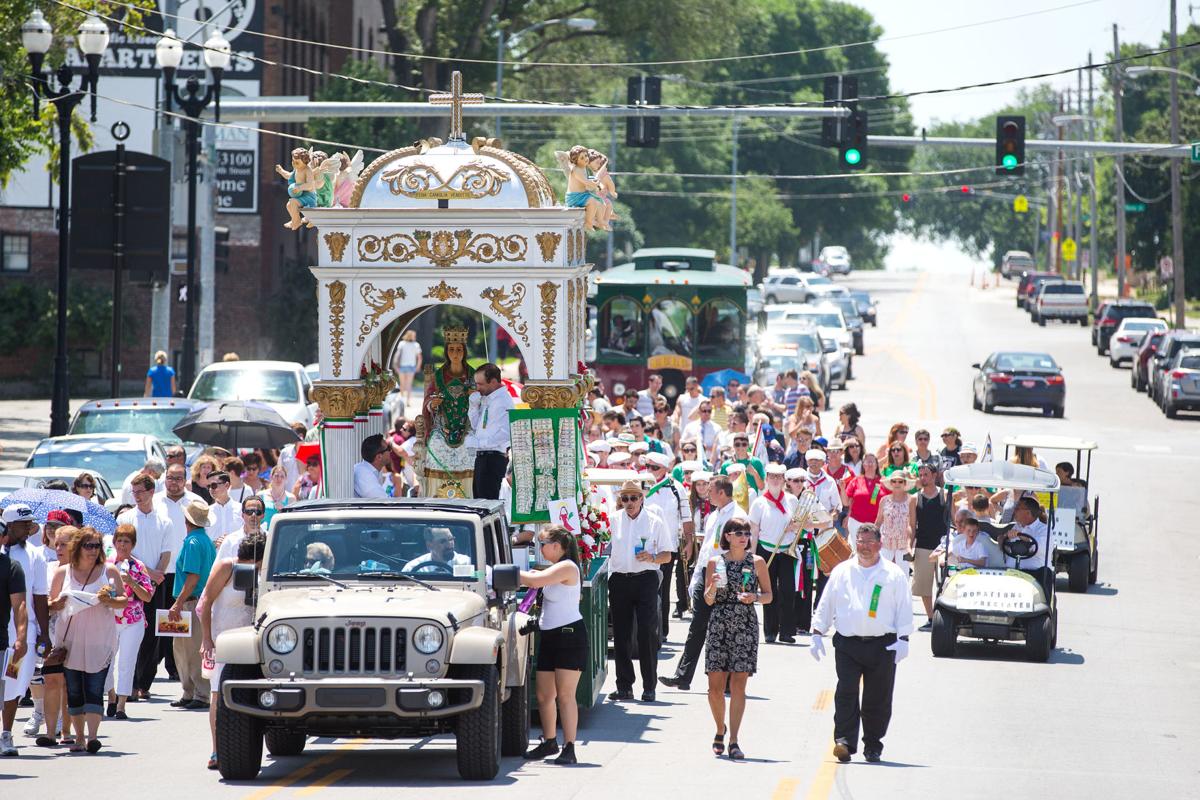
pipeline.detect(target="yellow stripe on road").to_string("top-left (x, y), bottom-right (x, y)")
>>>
top-left (771, 777), bottom-right (803, 800)
top-left (241, 742), bottom-right (362, 800)
top-left (804, 758), bottom-right (839, 800)
top-left (811, 689), bottom-right (833, 711)
top-left (297, 768), bottom-right (354, 796)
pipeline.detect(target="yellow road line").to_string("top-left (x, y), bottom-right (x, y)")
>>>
top-left (811, 690), bottom-right (833, 712)
top-left (241, 743), bottom-right (361, 800)
top-left (804, 759), bottom-right (839, 800)
top-left (771, 777), bottom-right (802, 800)
top-left (297, 768), bottom-right (354, 796)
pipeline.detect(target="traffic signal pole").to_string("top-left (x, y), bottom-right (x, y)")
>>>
top-left (1089, 52), bottom-right (1100, 311)
top-left (1169, 0), bottom-right (1186, 328)
top-left (1113, 24), bottom-right (1128, 298)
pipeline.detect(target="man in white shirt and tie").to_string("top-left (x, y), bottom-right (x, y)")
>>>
top-left (660, 475), bottom-right (747, 691)
top-left (810, 522), bottom-right (914, 764)
top-left (607, 479), bottom-right (673, 702)
top-left (353, 434), bottom-right (389, 498)
top-left (750, 464), bottom-right (800, 643)
top-left (467, 363), bottom-right (514, 500)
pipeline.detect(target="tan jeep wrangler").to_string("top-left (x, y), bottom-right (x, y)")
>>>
top-left (213, 498), bottom-right (531, 781)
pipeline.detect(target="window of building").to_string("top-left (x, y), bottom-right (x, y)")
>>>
top-left (1, 234), bottom-right (31, 272)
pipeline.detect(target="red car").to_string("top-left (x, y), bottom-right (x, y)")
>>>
top-left (1132, 330), bottom-right (1167, 392)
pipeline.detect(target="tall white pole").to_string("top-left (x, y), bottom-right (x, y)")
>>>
top-left (1113, 24), bottom-right (1128, 298)
top-left (1169, 0), bottom-right (1186, 327)
top-left (730, 117), bottom-right (739, 266)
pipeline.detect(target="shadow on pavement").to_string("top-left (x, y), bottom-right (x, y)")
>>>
top-left (948, 641), bottom-right (1085, 666)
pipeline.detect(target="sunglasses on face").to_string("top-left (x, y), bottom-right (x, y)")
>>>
top-left (243, 509), bottom-right (264, 516)
top-left (700, 408), bottom-right (712, 414)
top-left (730, 532), bottom-right (751, 538)
top-left (167, 452), bottom-right (185, 459)
top-left (896, 429), bottom-right (909, 435)
top-left (890, 447), bottom-right (904, 453)
top-left (734, 441), bottom-right (749, 446)
top-left (682, 446), bottom-right (697, 452)
top-left (619, 494), bottom-right (641, 502)
top-left (82, 542), bottom-right (102, 550)
top-left (77, 483), bottom-right (94, 489)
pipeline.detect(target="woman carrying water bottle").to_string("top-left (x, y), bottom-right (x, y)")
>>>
top-left (703, 517), bottom-right (771, 760)
top-left (519, 525), bottom-right (587, 765)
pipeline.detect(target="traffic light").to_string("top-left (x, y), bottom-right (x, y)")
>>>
top-left (900, 192), bottom-right (916, 206)
top-left (626, 76), bottom-right (661, 148)
top-left (822, 75), bottom-right (858, 147)
top-left (995, 115), bottom-right (1026, 176)
top-left (840, 109), bottom-right (868, 169)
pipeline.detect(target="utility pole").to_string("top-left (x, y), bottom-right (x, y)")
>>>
top-left (1113, 23), bottom-right (1128, 298)
top-left (1088, 51), bottom-right (1099, 310)
top-left (1169, 0), bottom-right (1186, 328)
top-left (606, 86), bottom-right (618, 269)
top-left (1053, 92), bottom-right (1064, 274)
top-left (730, 117), bottom-right (739, 266)
top-left (1075, 70), bottom-right (1084, 281)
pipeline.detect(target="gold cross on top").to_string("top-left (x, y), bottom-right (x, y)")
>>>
top-left (428, 71), bottom-right (484, 142)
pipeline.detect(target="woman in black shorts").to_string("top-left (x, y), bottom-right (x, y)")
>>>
top-left (519, 525), bottom-right (587, 765)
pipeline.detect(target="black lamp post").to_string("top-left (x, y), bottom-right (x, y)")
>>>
top-left (23, 10), bottom-right (110, 436)
top-left (155, 27), bottom-right (230, 393)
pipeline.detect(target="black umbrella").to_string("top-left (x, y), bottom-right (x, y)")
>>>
top-left (172, 401), bottom-right (302, 451)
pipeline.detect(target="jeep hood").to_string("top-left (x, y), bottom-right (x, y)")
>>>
top-left (257, 585), bottom-right (488, 625)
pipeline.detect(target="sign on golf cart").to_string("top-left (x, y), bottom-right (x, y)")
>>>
top-left (954, 570), bottom-right (1037, 612)
top-left (1051, 508), bottom-right (1076, 551)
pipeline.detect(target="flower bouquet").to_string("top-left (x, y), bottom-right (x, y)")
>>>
top-left (576, 490), bottom-right (611, 565)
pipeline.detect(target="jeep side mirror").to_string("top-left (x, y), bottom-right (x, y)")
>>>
top-left (233, 563), bottom-right (256, 603)
top-left (491, 564), bottom-right (520, 595)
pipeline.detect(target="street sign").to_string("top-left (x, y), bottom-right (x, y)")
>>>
top-left (1013, 194), bottom-right (1029, 213)
top-left (1061, 238), bottom-right (1078, 262)
top-left (1192, 143), bottom-right (1200, 163)
top-left (1160, 255), bottom-right (1174, 278)
top-left (1125, 202), bottom-right (1147, 212)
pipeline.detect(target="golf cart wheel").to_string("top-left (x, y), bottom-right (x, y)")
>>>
top-left (930, 610), bottom-right (956, 658)
top-left (1067, 550), bottom-right (1089, 593)
top-left (1025, 615), bottom-right (1053, 662)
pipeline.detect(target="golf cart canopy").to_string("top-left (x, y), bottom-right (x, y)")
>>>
top-left (943, 461), bottom-right (1061, 493)
top-left (1002, 435), bottom-right (1098, 452)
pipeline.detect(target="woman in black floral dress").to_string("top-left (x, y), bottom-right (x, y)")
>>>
top-left (703, 518), bottom-right (773, 760)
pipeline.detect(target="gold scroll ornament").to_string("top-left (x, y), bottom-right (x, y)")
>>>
top-left (479, 284), bottom-right (530, 347)
top-left (423, 281), bottom-right (462, 302)
top-left (327, 280), bottom-right (347, 375)
top-left (311, 382), bottom-right (367, 419)
top-left (521, 374), bottom-right (590, 409)
top-left (365, 375), bottom-right (396, 410)
top-left (324, 231), bottom-right (350, 263)
top-left (357, 229), bottom-right (527, 269)
top-left (357, 283), bottom-right (407, 346)
top-left (379, 160), bottom-right (511, 201)
top-left (538, 281), bottom-right (558, 378)
top-left (535, 231), bottom-right (561, 262)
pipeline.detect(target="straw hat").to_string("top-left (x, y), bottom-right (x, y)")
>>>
top-left (183, 499), bottom-right (215, 528)
top-left (884, 470), bottom-right (915, 489)
top-left (618, 479), bottom-right (645, 497)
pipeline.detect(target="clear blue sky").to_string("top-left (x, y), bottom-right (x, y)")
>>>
top-left (851, 0), bottom-right (1186, 129)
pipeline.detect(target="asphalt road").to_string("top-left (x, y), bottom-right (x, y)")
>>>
top-left (2, 268), bottom-right (1198, 798)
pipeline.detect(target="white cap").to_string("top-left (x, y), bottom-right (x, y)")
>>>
top-left (644, 451), bottom-right (672, 468)
top-left (586, 440), bottom-right (612, 453)
top-left (725, 462), bottom-right (747, 474)
top-left (1, 503), bottom-right (36, 525)
top-left (961, 442), bottom-right (979, 455)
top-left (805, 448), bottom-right (827, 462)
top-left (608, 436), bottom-right (631, 449)
top-left (691, 470), bottom-right (714, 482)
top-left (784, 468), bottom-right (806, 480)
top-left (765, 463), bottom-right (786, 476)
top-left (607, 452), bottom-right (632, 465)
top-left (678, 460), bottom-right (702, 472)
top-left (629, 441), bottom-right (650, 454)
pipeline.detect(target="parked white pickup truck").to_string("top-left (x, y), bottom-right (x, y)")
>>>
top-left (1031, 281), bottom-right (1089, 326)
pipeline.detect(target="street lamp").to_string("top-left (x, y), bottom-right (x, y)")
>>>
top-left (1124, 65), bottom-right (1200, 95)
top-left (155, 26), bottom-right (231, 393)
top-left (23, 10), bottom-right (110, 436)
top-left (495, 17), bottom-right (596, 139)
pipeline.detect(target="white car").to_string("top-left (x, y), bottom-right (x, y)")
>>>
top-left (0, 467), bottom-right (114, 504)
top-left (24, 434), bottom-right (168, 487)
top-left (188, 360), bottom-right (317, 427)
top-left (818, 245), bottom-right (852, 275)
top-left (775, 305), bottom-right (855, 380)
top-left (1109, 318), bottom-right (1168, 367)
top-left (765, 322), bottom-right (848, 391)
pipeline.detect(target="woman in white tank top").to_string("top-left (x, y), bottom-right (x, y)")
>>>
top-left (517, 525), bottom-right (587, 765)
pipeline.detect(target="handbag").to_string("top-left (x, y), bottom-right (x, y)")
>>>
top-left (43, 563), bottom-right (99, 668)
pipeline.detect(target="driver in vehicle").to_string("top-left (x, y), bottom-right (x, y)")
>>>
top-left (402, 527), bottom-right (473, 572)
top-left (1003, 496), bottom-right (1051, 586)
top-left (301, 543), bottom-right (335, 573)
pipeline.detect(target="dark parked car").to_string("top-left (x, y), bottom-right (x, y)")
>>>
top-left (849, 290), bottom-right (877, 326)
top-left (1093, 300), bottom-right (1157, 355)
top-left (1161, 348), bottom-right (1200, 418)
top-left (1132, 330), bottom-right (1168, 392)
top-left (1149, 331), bottom-right (1200, 405)
top-left (1016, 272), bottom-right (1059, 310)
top-left (972, 351), bottom-right (1065, 417)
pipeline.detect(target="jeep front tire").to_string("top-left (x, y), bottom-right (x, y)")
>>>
top-left (216, 664), bottom-right (266, 780)
top-left (500, 675), bottom-right (530, 757)
top-left (454, 664), bottom-right (502, 780)
top-left (265, 728), bottom-right (308, 757)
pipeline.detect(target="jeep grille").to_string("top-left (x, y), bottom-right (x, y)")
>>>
top-left (301, 626), bottom-right (408, 674)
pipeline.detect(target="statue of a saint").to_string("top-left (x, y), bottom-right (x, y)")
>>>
top-left (415, 326), bottom-right (476, 498)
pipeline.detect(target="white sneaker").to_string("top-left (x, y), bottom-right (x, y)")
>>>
top-left (0, 730), bottom-right (17, 756)
top-left (22, 711), bottom-right (44, 737)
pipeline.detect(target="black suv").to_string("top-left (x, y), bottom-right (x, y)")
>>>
top-left (1093, 300), bottom-right (1157, 355)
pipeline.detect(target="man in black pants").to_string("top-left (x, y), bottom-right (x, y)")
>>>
top-left (467, 362), bottom-right (514, 500)
top-left (810, 524), bottom-right (913, 763)
top-left (643, 453), bottom-right (692, 641)
top-left (659, 477), bottom-right (746, 690)
top-left (607, 480), bottom-right (673, 702)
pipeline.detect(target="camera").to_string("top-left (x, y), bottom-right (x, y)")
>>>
top-left (518, 611), bottom-right (540, 636)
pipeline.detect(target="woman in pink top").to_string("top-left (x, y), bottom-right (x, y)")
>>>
top-left (874, 472), bottom-right (916, 570)
top-left (105, 523), bottom-right (153, 719)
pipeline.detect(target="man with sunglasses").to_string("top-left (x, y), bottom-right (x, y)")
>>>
top-left (682, 402), bottom-right (721, 461)
top-left (206, 471), bottom-right (242, 546)
top-left (719, 432), bottom-right (765, 494)
top-left (672, 376), bottom-right (705, 428)
top-left (216, 496), bottom-right (267, 563)
top-left (353, 434), bottom-right (390, 499)
top-left (608, 480), bottom-right (673, 702)
top-left (119, 473), bottom-right (175, 703)
top-left (1, 505), bottom-right (48, 756)
top-left (643, 453), bottom-right (692, 639)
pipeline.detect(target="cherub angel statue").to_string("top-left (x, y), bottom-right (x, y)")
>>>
top-left (331, 150), bottom-right (364, 208)
top-left (587, 149), bottom-right (618, 231)
top-left (555, 145), bottom-right (605, 231)
top-left (275, 147), bottom-right (322, 230)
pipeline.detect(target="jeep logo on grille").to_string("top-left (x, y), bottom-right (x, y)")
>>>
top-left (344, 620), bottom-right (367, 628)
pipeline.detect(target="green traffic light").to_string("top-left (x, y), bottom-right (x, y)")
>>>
top-left (844, 148), bottom-right (862, 165)
top-left (1002, 154), bottom-right (1018, 170)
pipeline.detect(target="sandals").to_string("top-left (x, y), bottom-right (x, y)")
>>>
top-left (207, 753), bottom-right (220, 770)
top-left (69, 743), bottom-right (87, 753)
top-left (35, 736), bottom-right (58, 748)
top-left (86, 739), bottom-right (102, 754)
top-left (728, 742), bottom-right (745, 761)
top-left (712, 731), bottom-right (726, 756)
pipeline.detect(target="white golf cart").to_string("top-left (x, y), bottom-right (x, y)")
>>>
top-left (1003, 435), bottom-right (1099, 592)
top-left (931, 461), bottom-right (1060, 662)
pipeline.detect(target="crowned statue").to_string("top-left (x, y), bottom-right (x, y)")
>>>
top-left (415, 326), bottom-right (476, 498)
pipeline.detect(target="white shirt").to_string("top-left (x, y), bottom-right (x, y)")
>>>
top-left (805, 469), bottom-right (843, 515)
top-left (690, 501), bottom-right (750, 591)
top-left (117, 504), bottom-right (174, 570)
top-left (675, 391), bottom-right (704, 425)
top-left (682, 419), bottom-right (720, 451)
top-left (608, 508), bottom-right (672, 575)
top-left (946, 532), bottom-right (991, 567)
top-left (813, 557), bottom-right (914, 638)
top-left (402, 551), bottom-right (473, 572)
top-left (3, 539), bottom-right (49, 640)
top-left (154, 490), bottom-right (202, 572)
top-left (353, 460), bottom-right (388, 498)
top-left (210, 497), bottom-right (243, 542)
top-left (1008, 518), bottom-right (1049, 571)
top-left (645, 478), bottom-right (690, 550)
top-left (120, 469), bottom-right (166, 505)
top-left (750, 492), bottom-right (799, 549)
top-left (394, 339), bottom-right (422, 369)
top-left (467, 387), bottom-right (515, 453)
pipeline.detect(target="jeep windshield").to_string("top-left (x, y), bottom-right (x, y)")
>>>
top-left (269, 518), bottom-right (480, 581)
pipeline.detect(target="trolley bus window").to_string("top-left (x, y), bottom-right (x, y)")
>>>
top-left (599, 297), bottom-right (644, 359)
top-left (648, 299), bottom-right (693, 358)
top-left (695, 300), bottom-right (743, 361)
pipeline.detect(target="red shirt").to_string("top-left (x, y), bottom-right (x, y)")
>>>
top-left (845, 474), bottom-right (884, 523)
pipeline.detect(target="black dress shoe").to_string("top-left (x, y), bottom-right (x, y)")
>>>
top-left (184, 699), bottom-right (210, 710)
top-left (608, 689), bottom-right (634, 701)
top-left (105, 702), bottom-right (117, 718)
top-left (779, 635), bottom-right (797, 644)
top-left (765, 634), bottom-right (777, 644)
top-left (833, 740), bottom-right (853, 763)
top-left (641, 690), bottom-right (656, 702)
top-left (169, 697), bottom-right (193, 708)
top-left (864, 749), bottom-right (882, 763)
top-left (523, 738), bottom-right (560, 760)
top-left (658, 676), bottom-right (690, 691)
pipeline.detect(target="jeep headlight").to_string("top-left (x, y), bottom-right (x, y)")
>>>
top-left (267, 624), bottom-right (298, 654)
top-left (413, 624), bottom-right (444, 654)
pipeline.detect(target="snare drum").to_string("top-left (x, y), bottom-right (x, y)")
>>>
top-left (815, 529), bottom-right (852, 575)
